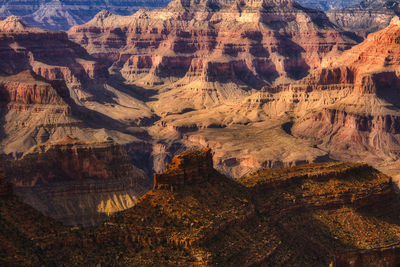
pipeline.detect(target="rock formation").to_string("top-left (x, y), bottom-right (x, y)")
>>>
top-left (153, 148), bottom-right (213, 190)
top-left (0, 0), bottom-right (171, 31)
top-left (209, 16), bottom-right (400, 179)
top-left (2, 136), bottom-right (150, 226)
top-left (2, 150), bottom-right (400, 266)
top-left (68, 0), bottom-right (357, 114)
top-left (290, 16), bottom-right (400, 166)
top-left (65, 0), bottom-right (366, 179)
top-left (327, 0), bottom-right (400, 33)
top-left (0, 15), bottom-right (154, 159)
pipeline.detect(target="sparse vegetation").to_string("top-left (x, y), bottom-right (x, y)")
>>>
top-left (1, 154), bottom-right (400, 266)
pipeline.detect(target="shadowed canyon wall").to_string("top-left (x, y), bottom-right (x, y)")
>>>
top-left (2, 137), bottom-right (150, 226)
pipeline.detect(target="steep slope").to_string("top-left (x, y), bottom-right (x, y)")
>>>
top-left (0, 0), bottom-right (171, 30)
top-left (1, 149), bottom-right (400, 266)
top-left (2, 136), bottom-right (150, 226)
top-left (0, 15), bottom-right (154, 158)
top-left (22, 0), bottom-right (86, 31)
top-left (0, 16), bottom-right (157, 225)
top-left (0, 173), bottom-right (70, 266)
top-left (68, 0), bottom-right (357, 114)
top-left (327, 0), bottom-right (400, 32)
top-left (213, 16), bottom-right (400, 178)
top-left (290, 16), bottom-right (400, 168)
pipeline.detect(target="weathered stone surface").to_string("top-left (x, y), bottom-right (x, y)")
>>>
top-left (2, 150), bottom-right (400, 266)
top-left (68, 0), bottom-right (357, 111)
top-left (327, 0), bottom-right (400, 33)
top-left (153, 148), bottom-right (213, 190)
top-left (3, 136), bottom-right (150, 226)
top-left (0, 0), bottom-right (171, 31)
top-left (0, 15), bottom-right (154, 159)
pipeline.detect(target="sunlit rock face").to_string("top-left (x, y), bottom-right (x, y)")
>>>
top-left (64, 0), bottom-right (362, 180)
top-left (3, 137), bottom-right (150, 227)
top-left (240, 17), bottom-right (400, 170)
top-left (0, 15), bottom-right (154, 163)
top-left (68, 0), bottom-right (357, 93)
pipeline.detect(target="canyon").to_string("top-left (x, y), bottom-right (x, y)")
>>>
top-left (2, 0), bottom-right (400, 205)
top-left (327, 0), bottom-right (400, 32)
top-left (0, 0), bottom-right (171, 30)
top-left (7, 0), bottom-right (400, 182)
top-left (2, 149), bottom-right (400, 265)
top-left (0, 15), bottom-right (153, 159)
top-left (2, 136), bottom-right (150, 226)
top-left (0, 16), bottom-right (155, 226)
top-left (2, 0), bottom-right (400, 265)
top-left (66, 0), bottom-right (362, 178)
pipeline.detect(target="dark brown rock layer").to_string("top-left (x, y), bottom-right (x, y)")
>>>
top-left (153, 148), bottom-right (213, 190)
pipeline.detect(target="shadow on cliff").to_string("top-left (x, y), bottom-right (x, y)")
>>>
top-left (356, 187), bottom-right (400, 228)
top-left (265, 209), bottom-right (358, 265)
top-left (276, 35), bottom-right (310, 80)
top-left (47, 77), bottom-right (154, 140)
top-left (107, 73), bottom-right (159, 103)
top-left (0, 81), bottom-right (9, 158)
top-left (0, 107), bottom-right (6, 154)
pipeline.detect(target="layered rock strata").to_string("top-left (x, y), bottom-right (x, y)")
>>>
top-left (327, 0), bottom-right (400, 32)
top-left (2, 149), bottom-right (400, 266)
top-left (0, 15), bottom-right (154, 158)
top-left (226, 16), bottom-right (400, 171)
top-left (3, 136), bottom-right (150, 226)
top-left (0, 0), bottom-right (171, 31)
top-left (68, 0), bottom-right (357, 114)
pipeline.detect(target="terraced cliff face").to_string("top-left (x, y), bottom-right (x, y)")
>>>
top-left (289, 17), bottom-right (400, 169)
top-left (191, 16), bottom-right (400, 178)
top-left (327, 0), bottom-right (400, 33)
top-left (2, 150), bottom-right (400, 266)
top-left (0, 0), bottom-right (171, 31)
top-left (68, 0), bottom-right (356, 114)
top-left (65, 0), bottom-right (364, 179)
top-left (2, 136), bottom-right (150, 226)
top-left (0, 16), bottom-right (154, 160)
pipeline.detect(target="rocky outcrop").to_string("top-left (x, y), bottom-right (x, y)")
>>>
top-left (233, 16), bottom-right (400, 168)
top-left (3, 136), bottom-right (150, 226)
top-left (293, 108), bottom-right (400, 161)
top-left (6, 136), bottom-right (139, 185)
top-left (3, 151), bottom-right (400, 266)
top-left (247, 163), bottom-right (393, 213)
top-left (327, 0), bottom-right (400, 32)
top-left (68, 0), bottom-right (357, 113)
top-left (0, 0), bottom-right (171, 31)
top-left (0, 15), bottom-right (154, 158)
top-left (153, 148), bottom-right (213, 190)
